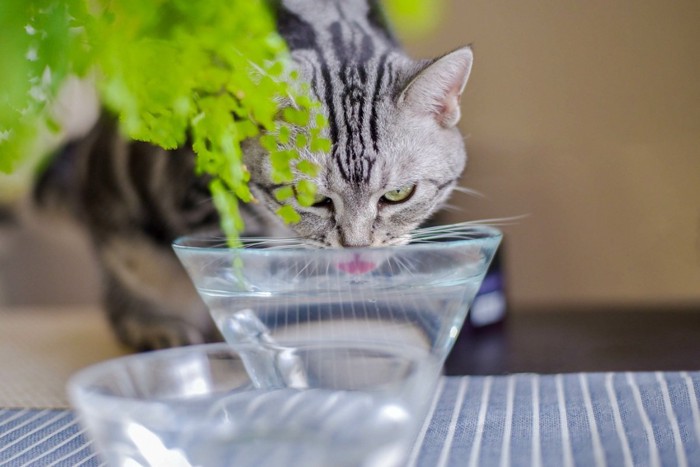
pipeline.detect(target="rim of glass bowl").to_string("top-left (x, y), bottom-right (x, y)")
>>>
top-left (67, 341), bottom-right (439, 406)
top-left (172, 224), bottom-right (502, 254)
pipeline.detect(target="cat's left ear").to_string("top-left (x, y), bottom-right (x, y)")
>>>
top-left (398, 46), bottom-right (473, 128)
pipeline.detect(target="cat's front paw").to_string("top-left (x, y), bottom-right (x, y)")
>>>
top-left (112, 314), bottom-right (221, 351)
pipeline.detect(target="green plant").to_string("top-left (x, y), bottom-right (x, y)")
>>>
top-left (0, 0), bottom-right (440, 244)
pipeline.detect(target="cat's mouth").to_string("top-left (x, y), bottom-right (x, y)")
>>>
top-left (336, 253), bottom-right (376, 275)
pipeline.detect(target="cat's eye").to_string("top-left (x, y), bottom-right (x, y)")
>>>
top-left (382, 184), bottom-right (416, 204)
top-left (311, 193), bottom-right (333, 209)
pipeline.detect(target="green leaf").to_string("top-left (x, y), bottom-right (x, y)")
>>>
top-left (278, 125), bottom-right (291, 145)
top-left (296, 159), bottom-right (319, 177)
top-left (271, 168), bottom-right (294, 184)
top-left (295, 179), bottom-right (317, 207)
top-left (210, 178), bottom-right (243, 246)
top-left (294, 132), bottom-right (308, 149)
top-left (235, 120), bottom-right (259, 140)
top-left (233, 181), bottom-right (253, 203)
top-left (282, 107), bottom-right (310, 127)
top-left (315, 113), bottom-right (328, 128)
top-left (276, 204), bottom-right (301, 224)
top-left (268, 60), bottom-right (284, 77)
top-left (384, 0), bottom-right (443, 38)
top-left (45, 116), bottom-right (62, 134)
top-left (260, 134), bottom-right (277, 152)
top-left (274, 185), bottom-right (294, 202)
top-left (310, 135), bottom-right (332, 153)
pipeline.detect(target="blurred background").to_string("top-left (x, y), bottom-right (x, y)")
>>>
top-left (1, 0), bottom-right (699, 311)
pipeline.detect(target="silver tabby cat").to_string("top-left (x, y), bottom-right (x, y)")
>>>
top-left (35, 0), bottom-right (473, 350)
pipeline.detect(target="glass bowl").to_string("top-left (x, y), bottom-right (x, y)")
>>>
top-left (173, 224), bottom-right (502, 366)
top-left (67, 341), bottom-right (441, 467)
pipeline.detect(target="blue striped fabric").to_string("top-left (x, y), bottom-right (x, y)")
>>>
top-left (2, 372), bottom-right (699, 467)
top-left (0, 409), bottom-right (102, 466)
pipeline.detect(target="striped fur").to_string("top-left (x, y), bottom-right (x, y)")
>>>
top-left (34, 0), bottom-right (473, 350)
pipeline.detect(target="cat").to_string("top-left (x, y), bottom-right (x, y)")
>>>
top-left (34, 0), bottom-right (474, 350)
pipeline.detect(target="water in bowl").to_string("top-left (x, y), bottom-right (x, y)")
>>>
top-left (166, 387), bottom-right (423, 466)
top-left (173, 225), bottom-right (502, 367)
top-left (69, 342), bottom-right (438, 467)
top-left (204, 274), bottom-right (483, 361)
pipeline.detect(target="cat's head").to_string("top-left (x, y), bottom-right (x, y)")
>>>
top-left (246, 46), bottom-right (473, 247)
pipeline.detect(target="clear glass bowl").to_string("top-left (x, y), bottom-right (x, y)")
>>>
top-left (68, 341), bottom-right (441, 467)
top-left (173, 224), bottom-right (502, 365)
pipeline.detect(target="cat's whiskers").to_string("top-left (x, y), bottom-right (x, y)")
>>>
top-left (386, 254), bottom-right (419, 279)
top-left (240, 237), bottom-right (311, 250)
top-left (381, 234), bottom-right (411, 247)
top-left (383, 255), bottom-right (407, 282)
top-left (291, 257), bottom-right (317, 280)
top-left (451, 185), bottom-right (485, 198)
top-left (409, 215), bottom-right (528, 243)
top-left (440, 203), bottom-right (463, 212)
top-left (236, 216), bottom-right (523, 249)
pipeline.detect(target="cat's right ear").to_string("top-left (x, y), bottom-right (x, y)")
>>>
top-left (398, 46), bottom-right (473, 128)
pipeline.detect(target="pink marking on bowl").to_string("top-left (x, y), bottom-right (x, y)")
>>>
top-left (337, 253), bottom-right (376, 275)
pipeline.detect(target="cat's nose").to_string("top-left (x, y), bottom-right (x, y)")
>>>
top-left (337, 216), bottom-right (374, 247)
top-left (338, 230), bottom-right (371, 248)
top-left (339, 236), bottom-right (371, 248)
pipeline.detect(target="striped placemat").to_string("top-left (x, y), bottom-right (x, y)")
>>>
top-left (0, 409), bottom-right (100, 466)
top-left (2, 372), bottom-right (699, 466)
top-left (411, 372), bottom-right (700, 467)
